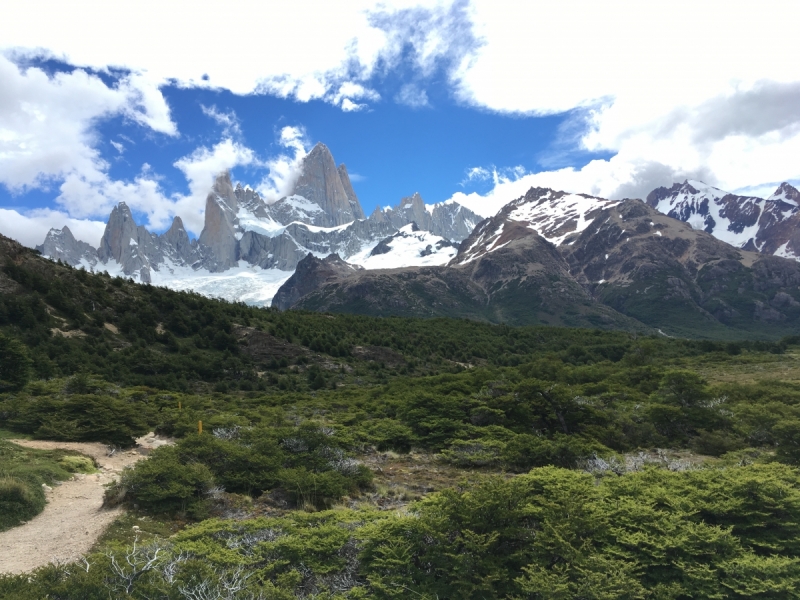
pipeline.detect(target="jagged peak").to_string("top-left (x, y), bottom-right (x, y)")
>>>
top-left (212, 170), bottom-right (233, 194)
top-left (396, 192), bottom-right (424, 210)
top-left (768, 182), bottom-right (800, 205)
top-left (109, 201), bottom-right (135, 220)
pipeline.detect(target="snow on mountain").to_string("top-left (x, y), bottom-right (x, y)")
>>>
top-left (37, 142), bottom-right (481, 307)
top-left (148, 262), bottom-right (291, 307)
top-left (348, 224), bottom-right (458, 269)
top-left (646, 180), bottom-right (800, 259)
top-left (456, 188), bottom-right (619, 265)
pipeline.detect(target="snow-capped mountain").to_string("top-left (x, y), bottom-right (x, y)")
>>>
top-left (37, 143), bottom-right (480, 306)
top-left (646, 180), bottom-right (800, 259)
top-left (352, 223), bottom-right (458, 269)
top-left (453, 189), bottom-right (620, 265)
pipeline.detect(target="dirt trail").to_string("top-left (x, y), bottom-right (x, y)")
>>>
top-left (0, 434), bottom-right (170, 574)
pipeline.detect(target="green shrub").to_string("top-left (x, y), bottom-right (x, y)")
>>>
top-left (501, 433), bottom-right (600, 471)
top-left (0, 333), bottom-right (32, 391)
top-left (440, 438), bottom-right (505, 468)
top-left (367, 419), bottom-right (415, 452)
top-left (0, 476), bottom-right (44, 530)
top-left (111, 446), bottom-right (214, 516)
top-left (277, 467), bottom-right (355, 509)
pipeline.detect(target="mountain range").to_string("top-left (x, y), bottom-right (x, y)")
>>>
top-left (276, 184), bottom-right (800, 339)
top-left (33, 142), bottom-right (800, 338)
top-left (36, 143), bottom-right (480, 305)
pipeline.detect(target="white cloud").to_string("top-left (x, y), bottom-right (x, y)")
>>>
top-left (200, 105), bottom-right (241, 136)
top-left (395, 83), bottom-right (430, 108)
top-left (169, 138), bottom-right (259, 232)
top-left (110, 140), bottom-right (124, 154)
top-left (341, 98), bottom-right (367, 112)
top-left (445, 1), bottom-right (800, 205)
top-left (0, 1), bottom-right (471, 111)
top-left (0, 54), bottom-right (175, 192)
top-left (0, 207), bottom-right (106, 248)
top-left (256, 126), bottom-right (311, 202)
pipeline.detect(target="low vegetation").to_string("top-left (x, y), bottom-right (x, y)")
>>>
top-left (5, 246), bottom-right (800, 597)
top-left (0, 438), bottom-right (96, 531)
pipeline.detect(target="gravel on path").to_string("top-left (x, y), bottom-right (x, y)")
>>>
top-left (0, 434), bottom-right (170, 574)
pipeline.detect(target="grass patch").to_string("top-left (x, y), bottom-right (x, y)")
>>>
top-left (0, 440), bottom-right (91, 531)
top-left (93, 511), bottom-right (184, 551)
top-left (0, 428), bottom-right (31, 441)
top-left (58, 455), bottom-right (97, 474)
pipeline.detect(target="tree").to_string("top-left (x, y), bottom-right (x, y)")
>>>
top-left (0, 333), bottom-right (32, 391)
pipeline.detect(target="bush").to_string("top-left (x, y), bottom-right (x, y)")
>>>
top-left (0, 333), bottom-right (32, 391)
top-left (277, 467), bottom-right (355, 509)
top-left (440, 438), bottom-right (505, 468)
top-left (0, 476), bottom-right (44, 530)
top-left (502, 433), bottom-right (600, 471)
top-left (111, 446), bottom-right (214, 516)
top-left (11, 394), bottom-right (149, 447)
top-left (367, 419), bottom-right (415, 452)
top-left (175, 434), bottom-right (281, 495)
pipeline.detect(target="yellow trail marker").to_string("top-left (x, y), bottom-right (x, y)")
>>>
top-left (198, 420), bottom-right (203, 434)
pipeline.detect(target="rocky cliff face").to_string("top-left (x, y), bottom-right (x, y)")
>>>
top-left (197, 172), bottom-right (240, 272)
top-left (646, 180), bottom-right (800, 260)
top-left (270, 143), bottom-right (363, 227)
top-left (272, 253), bottom-right (363, 311)
top-left (337, 163), bottom-right (365, 221)
top-left (381, 193), bottom-right (480, 242)
top-left (36, 226), bottom-right (99, 268)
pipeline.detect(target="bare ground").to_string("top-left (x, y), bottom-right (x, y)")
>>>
top-left (0, 434), bottom-right (170, 574)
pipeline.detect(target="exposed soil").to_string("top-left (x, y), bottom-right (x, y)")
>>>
top-left (0, 433), bottom-right (170, 574)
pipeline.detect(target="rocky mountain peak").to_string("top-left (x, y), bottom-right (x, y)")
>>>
top-left (197, 172), bottom-right (239, 272)
top-left (98, 202), bottom-right (139, 264)
top-left (769, 182), bottom-right (800, 205)
top-left (337, 163), bottom-right (365, 220)
top-left (283, 143), bottom-right (364, 227)
top-left (385, 192), bottom-right (432, 232)
top-left (272, 252), bottom-right (363, 311)
top-left (213, 171), bottom-right (236, 207)
top-left (36, 225), bottom-right (99, 268)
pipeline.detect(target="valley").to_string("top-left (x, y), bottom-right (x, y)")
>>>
top-left (5, 164), bottom-right (800, 597)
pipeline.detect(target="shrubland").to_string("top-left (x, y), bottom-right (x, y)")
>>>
top-left (5, 243), bottom-right (800, 597)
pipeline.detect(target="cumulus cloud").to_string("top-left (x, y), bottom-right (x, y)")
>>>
top-left (0, 55), bottom-right (175, 191)
top-left (444, 1), bottom-right (800, 209)
top-left (0, 207), bottom-right (106, 248)
top-left (256, 126), bottom-right (311, 202)
top-left (172, 138), bottom-right (259, 231)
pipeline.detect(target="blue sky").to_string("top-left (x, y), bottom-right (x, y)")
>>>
top-left (1, 1), bottom-right (799, 247)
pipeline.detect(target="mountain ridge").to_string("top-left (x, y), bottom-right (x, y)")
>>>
top-left (36, 143), bottom-right (481, 305)
top-left (279, 187), bottom-right (800, 340)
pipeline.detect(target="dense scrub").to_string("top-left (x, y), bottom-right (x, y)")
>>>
top-left (1, 244), bottom-right (793, 394)
top-left (3, 464), bottom-right (800, 598)
top-left (7, 243), bottom-right (800, 597)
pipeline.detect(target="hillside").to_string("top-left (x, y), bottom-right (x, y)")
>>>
top-left (6, 229), bottom-right (800, 597)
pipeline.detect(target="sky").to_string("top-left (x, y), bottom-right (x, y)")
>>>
top-left (1, 0), bottom-right (800, 249)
